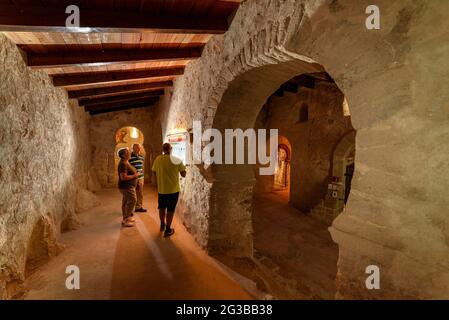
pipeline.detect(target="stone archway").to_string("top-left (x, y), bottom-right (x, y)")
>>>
top-left (331, 130), bottom-right (356, 207)
top-left (163, 0), bottom-right (449, 299)
top-left (274, 142), bottom-right (291, 191)
top-left (113, 126), bottom-right (145, 186)
top-left (254, 134), bottom-right (292, 198)
top-left (208, 60), bottom-right (326, 258)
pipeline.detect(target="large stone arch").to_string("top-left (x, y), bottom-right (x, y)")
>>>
top-left (163, 0), bottom-right (449, 299)
top-left (208, 60), bottom-right (326, 258)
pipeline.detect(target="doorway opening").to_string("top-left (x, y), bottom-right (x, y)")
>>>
top-left (272, 136), bottom-right (292, 202)
top-left (112, 126), bottom-right (145, 186)
top-left (207, 56), bottom-right (358, 299)
top-left (345, 161), bottom-right (354, 204)
top-left (325, 130), bottom-right (356, 216)
top-left (250, 72), bottom-right (354, 298)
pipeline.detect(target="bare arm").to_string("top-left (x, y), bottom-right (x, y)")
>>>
top-left (120, 171), bottom-right (139, 181)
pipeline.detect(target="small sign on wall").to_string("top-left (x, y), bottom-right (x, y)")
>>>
top-left (166, 131), bottom-right (189, 165)
top-left (328, 183), bottom-right (339, 190)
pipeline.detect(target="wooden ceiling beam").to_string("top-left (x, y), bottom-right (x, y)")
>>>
top-left (27, 47), bottom-right (203, 68)
top-left (53, 67), bottom-right (184, 86)
top-left (78, 90), bottom-right (164, 107)
top-left (67, 81), bottom-right (172, 99)
top-left (89, 101), bottom-right (158, 116)
top-left (85, 97), bottom-right (159, 113)
top-left (0, 5), bottom-right (231, 34)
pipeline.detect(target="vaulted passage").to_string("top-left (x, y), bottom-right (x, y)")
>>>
top-left (1, 0), bottom-right (449, 300)
top-left (250, 73), bottom-right (355, 298)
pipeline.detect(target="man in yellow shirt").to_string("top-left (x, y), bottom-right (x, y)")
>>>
top-left (152, 143), bottom-right (186, 237)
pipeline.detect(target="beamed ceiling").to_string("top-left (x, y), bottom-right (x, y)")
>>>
top-left (0, 0), bottom-right (242, 115)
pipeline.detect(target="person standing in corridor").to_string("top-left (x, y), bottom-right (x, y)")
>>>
top-left (130, 143), bottom-right (147, 213)
top-left (118, 147), bottom-right (140, 228)
top-left (152, 143), bottom-right (186, 237)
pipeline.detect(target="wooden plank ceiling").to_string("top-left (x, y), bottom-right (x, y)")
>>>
top-left (0, 0), bottom-right (241, 115)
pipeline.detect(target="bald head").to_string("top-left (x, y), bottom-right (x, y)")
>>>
top-left (132, 143), bottom-right (141, 155)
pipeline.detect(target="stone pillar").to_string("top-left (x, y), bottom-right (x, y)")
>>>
top-left (208, 165), bottom-right (255, 258)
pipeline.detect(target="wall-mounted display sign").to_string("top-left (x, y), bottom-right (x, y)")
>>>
top-left (166, 131), bottom-right (189, 165)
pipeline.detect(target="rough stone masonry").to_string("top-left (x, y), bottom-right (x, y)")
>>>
top-left (0, 33), bottom-right (99, 299)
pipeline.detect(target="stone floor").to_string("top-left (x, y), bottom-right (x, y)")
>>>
top-left (21, 187), bottom-right (254, 300)
top-left (252, 190), bottom-right (339, 299)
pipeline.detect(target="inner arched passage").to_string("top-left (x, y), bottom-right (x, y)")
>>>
top-left (253, 135), bottom-right (292, 201)
top-left (274, 140), bottom-right (291, 193)
top-left (208, 59), bottom-right (356, 299)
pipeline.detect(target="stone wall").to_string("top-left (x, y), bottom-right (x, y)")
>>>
top-left (158, 0), bottom-right (321, 258)
top-left (254, 81), bottom-right (354, 215)
top-left (89, 107), bottom-right (163, 188)
top-left (159, 0), bottom-right (449, 299)
top-left (0, 33), bottom-right (96, 299)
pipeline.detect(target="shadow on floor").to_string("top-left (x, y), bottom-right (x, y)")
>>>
top-left (210, 190), bottom-right (338, 300)
top-left (22, 187), bottom-right (253, 300)
top-left (252, 191), bottom-right (338, 299)
top-left (111, 212), bottom-right (252, 300)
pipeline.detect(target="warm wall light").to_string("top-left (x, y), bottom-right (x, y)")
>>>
top-left (66, 27), bottom-right (93, 33)
top-left (167, 128), bottom-right (187, 135)
top-left (130, 127), bottom-right (139, 138)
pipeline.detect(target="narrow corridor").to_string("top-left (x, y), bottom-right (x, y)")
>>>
top-left (0, 0), bottom-right (447, 301)
top-left (22, 188), bottom-right (253, 300)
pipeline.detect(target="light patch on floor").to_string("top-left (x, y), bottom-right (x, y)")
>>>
top-left (22, 187), bottom-right (253, 300)
top-left (253, 191), bottom-right (338, 299)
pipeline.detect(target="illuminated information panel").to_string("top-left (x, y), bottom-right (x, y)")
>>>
top-left (166, 132), bottom-right (189, 165)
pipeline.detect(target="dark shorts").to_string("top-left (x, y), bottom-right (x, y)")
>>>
top-left (158, 192), bottom-right (179, 212)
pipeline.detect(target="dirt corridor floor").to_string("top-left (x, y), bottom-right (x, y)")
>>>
top-left (253, 191), bottom-right (338, 299)
top-left (22, 187), bottom-right (253, 300)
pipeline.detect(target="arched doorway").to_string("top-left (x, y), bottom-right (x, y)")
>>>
top-left (112, 126), bottom-right (145, 186)
top-left (307, 130), bottom-right (356, 225)
top-left (274, 144), bottom-right (291, 191)
top-left (272, 136), bottom-right (292, 204)
top-left (208, 59), bottom-right (356, 255)
top-left (245, 70), bottom-right (354, 298)
top-left (331, 131), bottom-right (356, 208)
